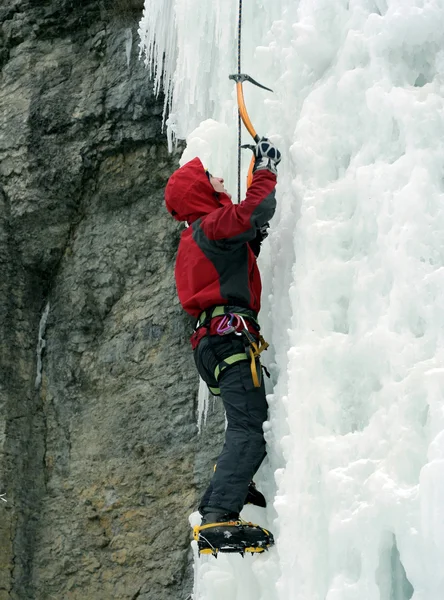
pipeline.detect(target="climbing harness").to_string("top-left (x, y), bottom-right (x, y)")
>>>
top-left (195, 305), bottom-right (269, 394)
top-left (212, 321), bottom-right (268, 389)
top-left (229, 0), bottom-right (272, 201)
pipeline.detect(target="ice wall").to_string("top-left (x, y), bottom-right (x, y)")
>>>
top-left (140, 1), bottom-right (444, 598)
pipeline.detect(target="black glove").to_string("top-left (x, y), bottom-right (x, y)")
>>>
top-left (253, 138), bottom-right (281, 176)
top-left (249, 222), bottom-right (270, 257)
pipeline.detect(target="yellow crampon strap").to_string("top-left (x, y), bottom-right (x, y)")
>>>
top-left (194, 520), bottom-right (272, 555)
top-left (198, 546), bottom-right (265, 556)
top-left (194, 520), bottom-right (242, 539)
top-left (194, 520), bottom-right (271, 538)
top-left (248, 335), bottom-right (269, 387)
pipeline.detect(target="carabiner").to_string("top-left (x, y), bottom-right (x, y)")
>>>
top-left (217, 313), bottom-right (242, 335)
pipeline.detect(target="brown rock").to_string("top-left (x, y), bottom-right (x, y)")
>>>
top-left (0, 1), bottom-right (225, 599)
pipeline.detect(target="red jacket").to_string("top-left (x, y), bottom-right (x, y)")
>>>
top-left (165, 157), bottom-right (277, 345)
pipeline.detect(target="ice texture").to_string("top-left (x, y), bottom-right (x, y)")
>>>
top-left (140, 0), bottom-right (444, 598)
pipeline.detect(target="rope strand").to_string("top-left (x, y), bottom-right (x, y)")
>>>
top-left (237, 0), bottom-right (242, 75)
top-left (236, 0), bottom-right (242, 204)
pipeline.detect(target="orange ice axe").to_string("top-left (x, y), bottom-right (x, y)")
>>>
top-left (229, 73), bottom-right (273, 189)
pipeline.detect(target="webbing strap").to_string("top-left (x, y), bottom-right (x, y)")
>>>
top-left (199, 305), bottom-right (225, 322)
top-left (248, 335), bottom-right (269, 387)
top-left (249, 346), bottom-right (260, 387)
top-left (198, 304), bottom-right (267, 395)
top-left (211, 334), bottom-right (269, 391)
top-left (214, 352), bottom-right (249, 381)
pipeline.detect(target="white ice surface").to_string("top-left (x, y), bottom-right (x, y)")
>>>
top-left (140, 1), bottom-right (444, 598)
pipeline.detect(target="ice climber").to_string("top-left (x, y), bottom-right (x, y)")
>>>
top-left (165, 138), bottom-right (281, 555)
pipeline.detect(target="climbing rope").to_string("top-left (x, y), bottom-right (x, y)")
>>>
top-left (236, 0), bottom-right (243, 204)
top-left (230, 0), bottom-right (272, 203)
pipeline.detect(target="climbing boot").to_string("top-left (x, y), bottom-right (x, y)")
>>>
top-left (194, 509), bottom-right (274, 557)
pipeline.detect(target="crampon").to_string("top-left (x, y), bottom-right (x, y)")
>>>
top-left (193, 519), bottom-right (274, 557)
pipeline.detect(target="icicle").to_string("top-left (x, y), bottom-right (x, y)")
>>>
top-left (197, 376), bottom-right (210, 434)
top-left (166, 113), bottom-right (178, 152)
top-left (138, 0), bottom-right (178, 125)
top-left (139, 0), bottom-right (240, 137)
top-left (35, 302), bottom-right (50, 390)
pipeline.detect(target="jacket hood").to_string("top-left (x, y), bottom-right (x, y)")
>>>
top-left (165, 157), bottom-right (232, 223)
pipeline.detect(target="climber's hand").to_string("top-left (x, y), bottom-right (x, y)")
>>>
top-left (253, 138), bottom-right (281, 176)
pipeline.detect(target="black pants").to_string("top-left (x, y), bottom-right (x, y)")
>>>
top-left (194, 334), bottom-right (268, 514)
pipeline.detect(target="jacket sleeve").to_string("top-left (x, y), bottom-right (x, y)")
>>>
top-left (200, 169), bottom-right (277, 248)
top-left (248, 223), bottom-right (269, 257)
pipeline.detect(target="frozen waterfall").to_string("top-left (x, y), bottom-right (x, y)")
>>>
top-left (139, 1), bottom-right (444, 598)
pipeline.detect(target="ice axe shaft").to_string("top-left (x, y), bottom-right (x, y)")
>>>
top-left (229, 73), bottom-right (273, 188)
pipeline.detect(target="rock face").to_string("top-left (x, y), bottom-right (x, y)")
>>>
top-left (0, 1), bottom-right (224, 599)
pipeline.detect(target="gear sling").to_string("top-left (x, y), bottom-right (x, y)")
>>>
top-left (195, 305), bottom-right (269, 395)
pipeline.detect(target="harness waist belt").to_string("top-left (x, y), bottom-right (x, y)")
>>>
top-left (195, 304), bottom-right (258, 330)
